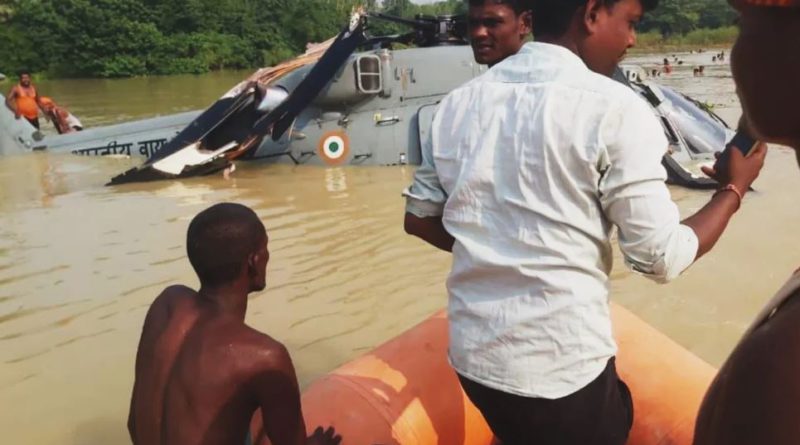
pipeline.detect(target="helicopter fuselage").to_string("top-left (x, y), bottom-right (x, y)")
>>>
top-left (247, 45), bottom-right (485, 167)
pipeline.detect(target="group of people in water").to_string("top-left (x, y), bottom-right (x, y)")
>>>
top-left (4, 71), bottom-right (82, 134)
top-left (125, 0), bottom-right (800, 444)
top-left (656, 50), bottom-right (724, 77)
top-left (693, 65), bottom-right (706, 76)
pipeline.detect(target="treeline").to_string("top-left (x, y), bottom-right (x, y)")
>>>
top-left (0, 0), bottom-right (364, 77)
top-left (638, 0), bottom-right (737, 36)
top-left (0, 0), bottom-right (735, 79)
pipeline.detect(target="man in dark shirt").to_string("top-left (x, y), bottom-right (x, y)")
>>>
top-left (694, 1), bottom-right (800, 444)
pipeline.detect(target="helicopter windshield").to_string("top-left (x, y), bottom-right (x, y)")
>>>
top-left (657, 85), bottom-right (729, 155)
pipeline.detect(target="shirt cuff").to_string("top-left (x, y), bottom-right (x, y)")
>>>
top-left (662, 224), bottom-right (699, 281)
top-left (403, 187), bottom-right (445, 218)
top-left (626, 224), bottom-right (699, 284)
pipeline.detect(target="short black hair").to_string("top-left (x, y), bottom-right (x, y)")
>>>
top-left (531, 0), bottom-right (658, 39)
top-left (187, 203), bottom-right (267, 287)
top-left (467, 0), bottom-right (533, 15)
top-left (18, 70), bottom-right (31, 78)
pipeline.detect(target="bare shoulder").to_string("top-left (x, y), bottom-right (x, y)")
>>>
top-left (152, 284), bottom-right (196, 308)
top-left (142, 285), bottom-right (197, 327)
top-left (235, 326), bottom-right (294, 374)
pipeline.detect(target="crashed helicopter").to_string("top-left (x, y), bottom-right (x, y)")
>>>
top-left (0, 10), bottom-right (726, 189)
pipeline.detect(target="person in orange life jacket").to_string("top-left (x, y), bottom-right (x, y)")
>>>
top-left (5, 71), bottom-right (45, 129)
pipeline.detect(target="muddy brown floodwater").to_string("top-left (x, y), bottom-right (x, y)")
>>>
top-left (1, 51), bottom-right (798, 444)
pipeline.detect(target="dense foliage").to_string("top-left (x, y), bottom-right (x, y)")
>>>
top-left (639, 0), bottom-right (737, 35)
top-left (0, 0), bottom-right (736, 79)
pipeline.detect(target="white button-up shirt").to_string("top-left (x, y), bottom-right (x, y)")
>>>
top-left (404, 42), bottom-right (699, 398)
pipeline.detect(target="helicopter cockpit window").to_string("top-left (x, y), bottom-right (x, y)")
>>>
top-left (356, 55), bottom-right (382, 94)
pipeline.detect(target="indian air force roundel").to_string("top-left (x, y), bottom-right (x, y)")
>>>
top-left (318, 131), bottom-right (351, 165)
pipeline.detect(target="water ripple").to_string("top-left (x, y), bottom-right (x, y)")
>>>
top-left (54, 328), bottom-right (116, 348)
top-left (119, 278), bottom-right (177, 297)
top-left (297, 315), bottom-right (376, 351)
top-left (0, 300), bottom-right (89, 325)
top-left (0, 265), bottom-right (70, 286)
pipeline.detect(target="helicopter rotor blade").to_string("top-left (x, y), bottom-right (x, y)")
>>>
top-left (255, 15), bottom-right (368, 141)
top-left (366, 12), bottom-right (468, 48)
top-left (367, 12), bottom-right (437, 31)
top-left (365, 31), bottom-right (417, 47)
top-left (106, 12), bottom-right (368, 185)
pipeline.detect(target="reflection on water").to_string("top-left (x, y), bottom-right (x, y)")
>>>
top-left (1, 52), bottom-right (800, 444)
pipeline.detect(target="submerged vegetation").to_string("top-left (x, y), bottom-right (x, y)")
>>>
top-left (0, 0), bottom-right (736, 79)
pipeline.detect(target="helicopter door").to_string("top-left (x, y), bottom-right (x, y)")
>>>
top-left (341, 54), bottom-right (401, 165)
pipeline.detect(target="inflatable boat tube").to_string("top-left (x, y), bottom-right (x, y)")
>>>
top-left (278, 303), bottom-right (715, 445)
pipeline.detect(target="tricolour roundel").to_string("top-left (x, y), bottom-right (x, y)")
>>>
top-left (317, 131), bottom-right (350, 165)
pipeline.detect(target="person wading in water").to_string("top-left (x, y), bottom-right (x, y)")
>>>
top-left (5, 71), bottom-right (44, 129)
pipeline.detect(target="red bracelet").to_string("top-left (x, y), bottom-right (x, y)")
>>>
top-left (714, 183), bottom-right (743, 210)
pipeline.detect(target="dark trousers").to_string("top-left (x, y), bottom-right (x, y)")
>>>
top-left (458, 358), bottom-right (633, 445)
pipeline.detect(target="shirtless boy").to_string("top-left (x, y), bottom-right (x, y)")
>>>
top-left (128, 203), bottom-right (339, 445)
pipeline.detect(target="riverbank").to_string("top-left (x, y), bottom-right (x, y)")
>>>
top-left (633, 26), bottom-right (737, 53)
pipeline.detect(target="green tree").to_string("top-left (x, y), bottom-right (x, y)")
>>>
top-left (638, 0), bottom-right (737, 35)
top-left (0, 0), bottom-right (740, 79)
top-left (697, 0), bottom-right (737, 28)
top-left (639, 0), bottom-right (700, 35)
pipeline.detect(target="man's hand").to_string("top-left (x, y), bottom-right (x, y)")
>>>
top-left (685, 142), bottom-right (768, 260)
top-left (306, 426), bottom-right (341, 445)
top-left (701, 142), bottom-right (768, 192)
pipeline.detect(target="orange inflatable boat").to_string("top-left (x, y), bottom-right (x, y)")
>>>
top-left (259, 303), bottom-right (716, 445)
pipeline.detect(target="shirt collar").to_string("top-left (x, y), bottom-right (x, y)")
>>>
top-left (485, 42), bottom-right (589, 82)
top-left (520, 42), bottom-right (588, 67)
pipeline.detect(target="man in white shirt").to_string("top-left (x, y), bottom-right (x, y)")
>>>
top-left (404, 0), bottom-right (767, 443)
